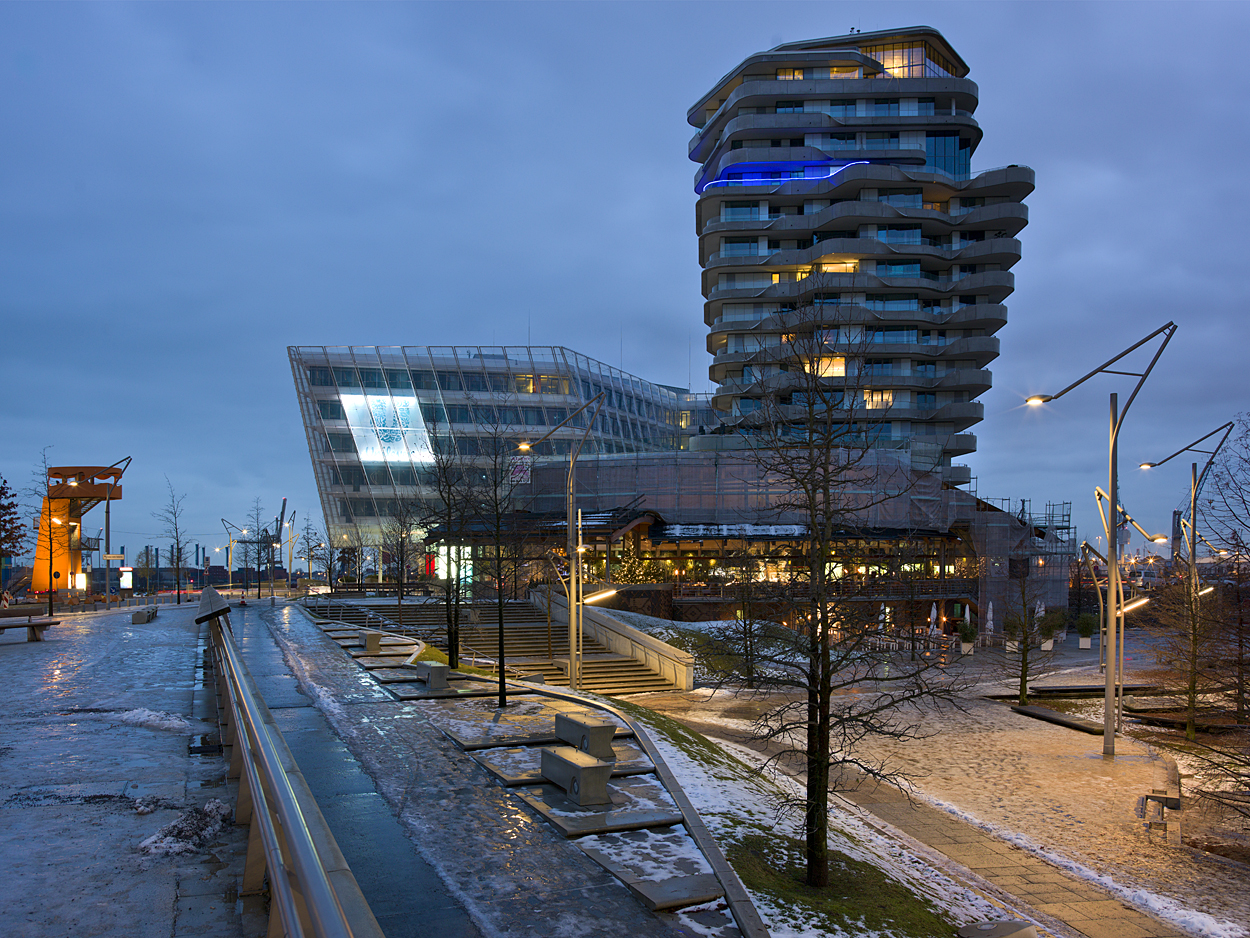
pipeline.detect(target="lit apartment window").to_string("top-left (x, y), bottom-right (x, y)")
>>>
top-left (814, 356), bottom-right (846, 377)
top-left (865, 390), bottom-right (893, 409)
top-left (776, 68), bottom-right (803, 80)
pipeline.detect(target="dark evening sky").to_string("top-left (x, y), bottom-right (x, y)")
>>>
top-left (3, 1), bottom-right (1247, 558)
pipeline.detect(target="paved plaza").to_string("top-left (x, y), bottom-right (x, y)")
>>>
top-left (3, 604), bottom-right (1245, 938)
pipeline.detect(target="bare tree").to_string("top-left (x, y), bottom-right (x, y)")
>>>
top-left (422, 434), bottom-right (474, 669)
top-left (998, 552), bottom-right (1064, 705)
top-left (27, 448), bottom-right (69, 613)
top-left (379, 496), bottom-right (424, 621)
top-left (299, 518), bottom-right (329, 586)
top-left (716, 297), bottom-right (960, 887)
top-left (155, 477), bottom-right (189, 604)
top-left (1143, 577), bottom-right (1227, 741)
top-left (340, 524), bottom-right (372, 588)
top-left (1206, 416), bottom-right (1250, 721)
top-left (466, 399), bottom-right (533, 707)
top-left (243, 499), bottom-right (268, 599)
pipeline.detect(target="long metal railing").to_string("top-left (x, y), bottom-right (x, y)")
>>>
top-left (207, 605), bottom-right (382, 938)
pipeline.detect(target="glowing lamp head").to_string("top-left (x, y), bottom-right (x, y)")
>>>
top-left (1140, 462), bottom-right (1157, 470)
top-left (518, 443), bottom-right (531, 451)
top-left (1152, 536), bottom-right (1168, 544)
top-left (1025, 394), bottom-right (1052, 406)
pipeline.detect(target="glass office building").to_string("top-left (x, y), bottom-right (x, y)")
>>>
top-left (290, 345), bottom-right (701, 541)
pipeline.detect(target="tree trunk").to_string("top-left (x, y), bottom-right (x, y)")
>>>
top-left (805, 679), bottom-right (830, 887)
top-left (496, 541), bottom-right (507, 708)
top-left (1018, 641), bottom-right (1029, 706)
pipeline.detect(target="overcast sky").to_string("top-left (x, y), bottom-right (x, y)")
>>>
top-left (3, 0), bottom-right (1247, 561)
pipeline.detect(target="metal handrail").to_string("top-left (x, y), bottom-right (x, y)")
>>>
top-left (518, 682), bottom-right (771, 938)
top-left (211, 614), bottom-right (356, 938)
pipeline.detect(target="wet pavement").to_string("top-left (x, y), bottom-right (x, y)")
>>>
top-left (232, 601), bottom-right (716, 938)
top-left (11, 599), bottom-right (1236, 938)
top-left (0, 603), bottom-right (251, 938)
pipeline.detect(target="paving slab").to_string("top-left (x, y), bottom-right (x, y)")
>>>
top-left (515, 775), bottom-right (685, 837)
top-left (388, 681), bottom-right (539, 701)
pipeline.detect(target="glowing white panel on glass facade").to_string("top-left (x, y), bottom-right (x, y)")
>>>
top-left (341, 394), bottom-right (434, 463)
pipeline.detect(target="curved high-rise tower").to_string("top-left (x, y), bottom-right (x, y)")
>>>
top-left (688, 27), bottom-right (1033, 484)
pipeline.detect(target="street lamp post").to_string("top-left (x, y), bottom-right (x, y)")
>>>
top-left (1140, 424), bottom-right (1235, 590)
top-left (518, 392), bottom-right (605, 692)
top-left (222, 520), bottom-right (251, 598)
top-left (1141, 421), bottom-right (1234, 735)
top-left (1026, 321), bottom-right (1176, 756)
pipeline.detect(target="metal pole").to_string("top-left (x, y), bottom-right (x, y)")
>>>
top-left (577, 508), bottom-right (584, 691)
top-left (1104, 393), bottom-right (1119, 756)
top-left (567, 449), bottom-right (577, 691)
top-left (46, 493), bottom-right (55, 618)
top-left (104, 490), bottom-right (111, 609)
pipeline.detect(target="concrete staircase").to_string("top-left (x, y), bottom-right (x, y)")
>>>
top-left (303, 597), bottom-right (678, 696)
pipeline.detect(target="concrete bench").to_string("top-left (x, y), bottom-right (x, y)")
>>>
top-left (555, 712), bottom-right (617, 762)
top-left (132, 607), bottom-right (158, 624)
top-left (1137, 757), bottom-right (1182, 845)
top-left (0, 618), bottom-right (58, 642)
top-left (541, 746), bottom-right (613, 806)
top-left (359, 630), bottom-right (383, 655)
top-left (409, 661), bottom-right (449, 691)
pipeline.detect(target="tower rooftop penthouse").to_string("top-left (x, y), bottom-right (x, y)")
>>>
top-left (687, 26), bottom-right (1033, 484)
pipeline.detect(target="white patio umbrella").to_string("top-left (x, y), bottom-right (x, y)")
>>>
top-left (929, 602), bottom-right (938, 633)
top-left (986, 601), bottom-right (994, 634)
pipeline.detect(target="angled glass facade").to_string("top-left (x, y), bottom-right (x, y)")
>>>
top-left (290, 346), bottom-right (695, 540)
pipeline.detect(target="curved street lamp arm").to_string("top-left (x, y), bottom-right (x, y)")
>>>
top-left (567, 395), bottom-right (606, 470)
top-left (1081, 540), bottom-right (1107, 565)
top-left (1094, 487), bottom-right (1165, 545)
top-left (1113, 322), bottom-right (1176, 436)
top-left (1179, 518), bottom-right (1227, 556)
top-left (1142, 421), bottom-right (1234, 472)
top-left (519, 392), bottom-right (606, 451)
top-left (1042, 322), bottom-right (1176, 406)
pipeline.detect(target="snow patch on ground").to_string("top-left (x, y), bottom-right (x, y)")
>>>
top-left (921, 794), bottom-right (1246, 938)
top-left (627, 709), bottom-right (1002, 938)
top-left (137, 799), bottom-right (231, 856)
top-left (113, 709), bottom-right (194, 733)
